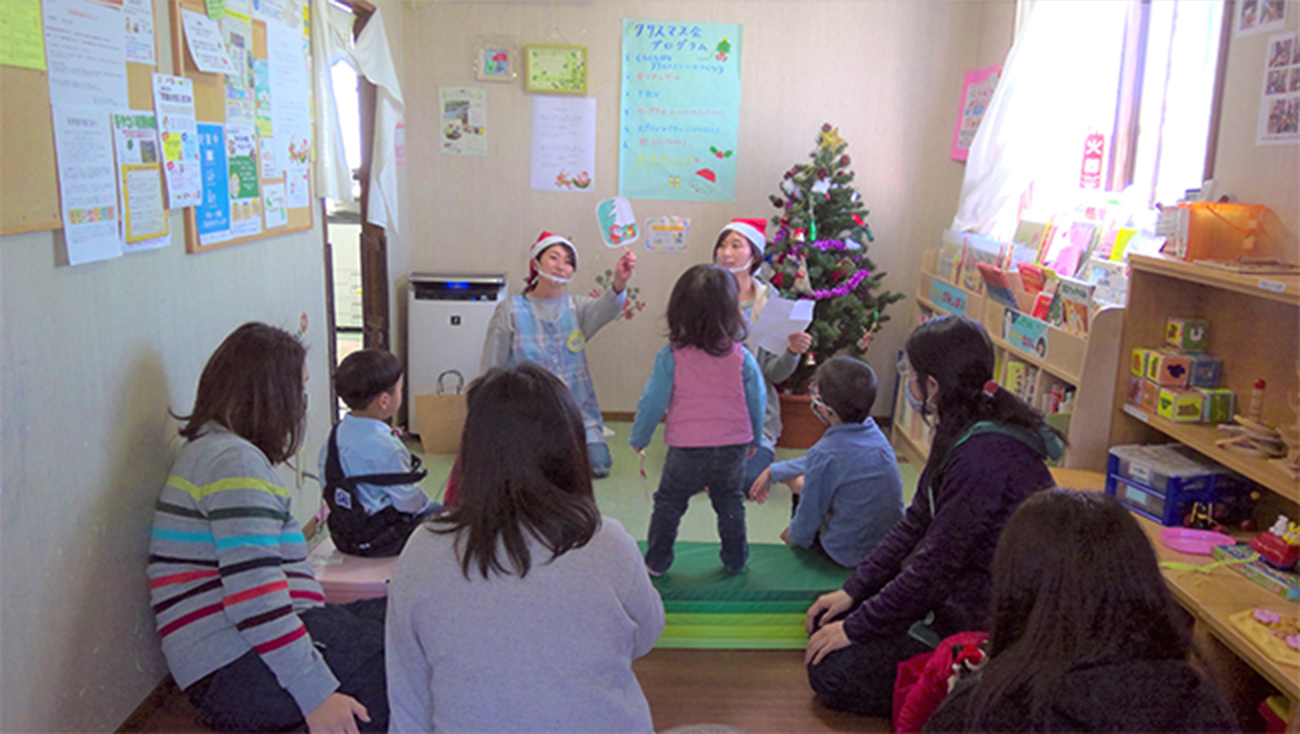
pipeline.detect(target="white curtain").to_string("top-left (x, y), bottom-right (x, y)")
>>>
top-left (951, 1), bottom-right (1131, 241)
top-left (311, 0), bottom-right (355, 205)
top-left (351, 7), bottom-right (405, 234)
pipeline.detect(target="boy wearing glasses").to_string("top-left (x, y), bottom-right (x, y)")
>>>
top-left (749, 357), bottom-right (903, 567)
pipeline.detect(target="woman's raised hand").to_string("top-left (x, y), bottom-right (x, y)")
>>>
top-left (787, 332), bottom-right (813, 355)
top-left (613, 251), bottom-right (637, 292)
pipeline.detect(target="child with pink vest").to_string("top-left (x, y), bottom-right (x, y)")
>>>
top-left (630, 264), bottom-right (766, 575)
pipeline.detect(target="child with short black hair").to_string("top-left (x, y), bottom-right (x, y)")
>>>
top-left (320, 349), bottom-right (437, 557)
top-left (630, 264), bottom-right (766, 576)
top-left (750, 356), bottom-right (903, 568)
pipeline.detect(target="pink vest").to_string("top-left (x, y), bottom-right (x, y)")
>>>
top-left (664, 343), bottom-right (753, 448)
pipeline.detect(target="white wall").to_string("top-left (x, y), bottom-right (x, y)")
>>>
top-left (401, 0), bottom-right (992, 416)
top-left (0, 1), bottom-right (341, 729)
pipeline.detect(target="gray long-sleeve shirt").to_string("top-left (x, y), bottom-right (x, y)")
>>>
top-left (386, 516), bottom-right (664, 733)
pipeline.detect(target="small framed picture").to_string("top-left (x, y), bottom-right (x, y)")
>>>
top-left (474, 36), bottom-right (517, 82)
top-left (524, 44), bottom-right (588, 95)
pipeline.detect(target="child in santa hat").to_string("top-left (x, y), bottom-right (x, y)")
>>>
top-left (480, 231), bottom-right (636, 478)
top-left (711, 218), bottom-right (813, 489)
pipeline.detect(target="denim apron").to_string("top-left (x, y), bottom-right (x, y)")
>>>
top-left (508, 294), bottom-right (607, 447)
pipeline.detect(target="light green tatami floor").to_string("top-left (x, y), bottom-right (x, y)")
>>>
top-left (408, 420), bottom-right (921, 544)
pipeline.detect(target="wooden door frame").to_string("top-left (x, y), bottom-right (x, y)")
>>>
top-left (347, 1), bottom-right (390, 352)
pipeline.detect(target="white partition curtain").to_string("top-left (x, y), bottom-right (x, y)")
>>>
top-left (312, 0), bottom-right (356, 206)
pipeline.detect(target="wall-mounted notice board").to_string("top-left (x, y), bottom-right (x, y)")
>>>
top-left (170, 0), bottom-right (314, 254)
top-left (0, 3), bottom-right (158, 237)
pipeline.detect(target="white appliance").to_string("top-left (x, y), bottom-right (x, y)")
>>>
top-left (406, 273), bottom-right (507, 433)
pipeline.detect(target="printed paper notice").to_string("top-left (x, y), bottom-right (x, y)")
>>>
top-left (262, 182), bottom-right (287, 229)
top-left (440, 86), bottom-right (488, 156)
top-left (644, 216), bottom-right (690, 252)
top-left (123, 0), bottom-right (156, 65)
top-left (1258, 32), bottom-right (1300, 145)
top-left (111, 110), bottom-right (168, 245)
top-left (226, 124), bottom-right (262, 238)
top-left (285, 165), bottom-right (310, 208)
top-left (0, 0), bottom-right (46, 71)
top-left (153, 74), bottom-right (203, 208)
top-left (253, 58), bottom-right (272, 136)
top-left (51, 106), bottom-right (122, 265)
top-left (181, 9), bottom-right (236, 76)
top-left (196, 123), bottom-right (232, 245)
top-left (43, 0), bottom-right (128, 109)
top-left (267, 21), bottom-right (312, 173)
top-left (750, 297), bottom-right (814, 356)
top-left (222, 13), bottom-right (256, 126)
top-left (1237, 0), bottom-right (1287, 37)
top-left (530, 95), bottom-right (595, 190)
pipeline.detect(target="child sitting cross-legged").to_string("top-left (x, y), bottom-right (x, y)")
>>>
top-left (320, 349), bottom-right (439, 557)
top-left (749, 356), bottom-right (904, 568)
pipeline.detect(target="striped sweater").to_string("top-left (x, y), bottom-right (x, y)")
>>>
top-left (148, 423), bottom-right (337, 716)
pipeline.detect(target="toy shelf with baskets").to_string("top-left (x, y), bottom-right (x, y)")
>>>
top-left (890, 248), bottom-right (1125, 471)
top-left (1107, 254), bottom-right (1300, 509)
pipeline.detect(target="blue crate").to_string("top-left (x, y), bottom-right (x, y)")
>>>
top-left (1105, 447), bottom-right (1229, 526)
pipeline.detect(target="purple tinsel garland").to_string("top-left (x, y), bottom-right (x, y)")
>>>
top-left (808, 268), bottom-right (871, 299)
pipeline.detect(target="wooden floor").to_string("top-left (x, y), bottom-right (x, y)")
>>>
top-left (123, 648), bottom-right (887, 733)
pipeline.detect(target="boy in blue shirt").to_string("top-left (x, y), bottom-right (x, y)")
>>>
top-left (749, 357), bottom-right (903, 568)
top-left (320, 349), bottom-right (438, 557)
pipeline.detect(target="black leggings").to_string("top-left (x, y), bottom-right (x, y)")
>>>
top-left (185, 598), bottom-right (388, 733)
top-left (806, 630), bottom-right (933, 717)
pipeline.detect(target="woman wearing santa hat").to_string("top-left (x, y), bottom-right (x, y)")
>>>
top-left (711, 218), bottom-right (813, 487)
top-left (481, 231), bottom-right (637, 478)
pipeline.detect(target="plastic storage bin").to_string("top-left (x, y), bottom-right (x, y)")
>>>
top-left (1106, 444), bottom-right (1231, 526)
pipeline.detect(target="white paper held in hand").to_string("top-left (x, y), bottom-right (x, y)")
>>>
top-left (751, 297), bottom-right (814, 355)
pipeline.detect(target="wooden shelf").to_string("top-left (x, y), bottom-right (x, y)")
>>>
top-left (988, 332), bottom-right (1081, 385)
top-left (1121, 404), bottom-right (1300, 504)
top-left (1130, 254), bottom-right (1300, 307)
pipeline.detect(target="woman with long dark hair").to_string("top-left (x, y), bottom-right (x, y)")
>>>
top-left (923, 489), bottom-right (1239, 732)
top-left (803, 315), bottom-right (1064, 716)
top-left (385, 363), bottom-right (664, 733)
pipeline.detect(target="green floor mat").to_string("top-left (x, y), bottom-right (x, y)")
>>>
top-left (640, 541), bottom-right (853, 600)
top-left (660, 612), bottom-right (810, 650)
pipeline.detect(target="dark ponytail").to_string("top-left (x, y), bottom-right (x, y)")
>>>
top-left (906, 315), bottom-right (1064, 486)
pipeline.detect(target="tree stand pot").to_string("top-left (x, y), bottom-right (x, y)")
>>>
top-left (776, 392), bottom-right (828, 449)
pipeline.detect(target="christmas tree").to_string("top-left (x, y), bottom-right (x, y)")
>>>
top-left (764, 123), bottom-right (906, 393)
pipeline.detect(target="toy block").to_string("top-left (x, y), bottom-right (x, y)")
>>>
top-left (1198, 388), bottom-right (1235, 424)
top-left (1140, 379), bottom-right (1160, 411)
top-left (1165, 317), bottom-right (1209, 352)
top-left (1126, 375), bottom-right (1144, 405)
top-left (1131, 348), bottom-right (1152, 377)
top-left (1187, 353), bottom-right (1222, 388)
top-left (1157, 387), bottom-right (1204, 423)
top-left (1147, 350), bottom-right (1192, 387)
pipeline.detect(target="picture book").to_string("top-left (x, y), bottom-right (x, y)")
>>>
top-left (1004, 358), bottom-right (1033, 399)
top-left (958, 233), bottom-right (1006, 294)
top-left (1012, 218), bottom-right (1050, 257)
top-left (937, 230), bottom-right (964, 283)
top-left (1085, 257), bottom-right (1128, 306)
top-left (1044, 288), bottom-right (1065, 328)
top-left (1031, 291), bottom-right (1054, 321)
top-left (1018, 263), bottom-right (1048, 294)
top-left (977, 262), bottom-right (1020, 311)
top-left (1108, 228), bottom-right (1139, 261)
top-left (1056, 276), bottom-right (1095, 336)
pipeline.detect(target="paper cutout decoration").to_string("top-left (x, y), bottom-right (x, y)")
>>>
top-left (595, 196), bottom-right (638, 247)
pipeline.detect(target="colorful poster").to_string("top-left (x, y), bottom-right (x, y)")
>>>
top-left (226, 123), bottom-right (261, 238)
top-left (952, 65), bottom-right (1000, 161)
top-left (644, 215), bottom-right (690, 252)
top-left (1237, 0), bottom-right (1287, 37)
top-left (530, 95), bottom-right (595, 190)
top-left (440, 86), bottom-right (488, 156)
top-left (123, 0), bottom-right (156, 65)
top-left (222, 12), bottom-right (256, 126)
top-left (43, 0), bottom-right (128, 109)
top-left (618, 20), bottom-right (742, 202)
top-left (251, 0), bottom-right (286, 24)
top-left (1258, 32), bottom-right (1300, 145)
top-left (253, 58), bottom-right (272, 136)
top-left (152, 74), bottom-right (203, 208)
top-left (51, 106), bottom-right (122, 265)
top-left (181, 9), bottom-right (236, 76)
top-left (111, 111), bottom-right (168, 245)
top-left (262, 182), bottom-right (287, 229)
top-left (1, 0), bottom-right (46, 71)
top-left (196, 123), bottom-right (232, 245)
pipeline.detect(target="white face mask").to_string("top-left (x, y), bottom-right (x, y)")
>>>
top-left (904, 377), bottom-right (926, 413)
top-left (727, 258), bottom-right (752, 275)
top-left (539, 271), bottom-right (571, 285)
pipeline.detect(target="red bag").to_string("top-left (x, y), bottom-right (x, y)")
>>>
top-left (892, 631), bottom-right (988, 733)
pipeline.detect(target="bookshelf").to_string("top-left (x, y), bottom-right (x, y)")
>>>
top-left (1107, 254), bottom-right (1300, 509)
top-left (890, 248), bottom-right (1125, 471)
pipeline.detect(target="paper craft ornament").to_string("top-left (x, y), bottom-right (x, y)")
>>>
top-left (595, 196), bottom-right (639, 247)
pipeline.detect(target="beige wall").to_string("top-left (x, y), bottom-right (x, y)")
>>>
top-left (402, 0), bottom-right (992, 415)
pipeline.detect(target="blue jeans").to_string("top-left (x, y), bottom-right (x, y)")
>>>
top-left (645, 444), bottom-right (749, 574)
top-left (588, 441), bottom-right (612, 478)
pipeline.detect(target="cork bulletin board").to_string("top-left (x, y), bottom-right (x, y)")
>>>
top-left (169, 0), bottom-right (314, 254)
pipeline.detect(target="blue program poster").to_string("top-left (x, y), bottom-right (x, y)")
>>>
top-left (618, 19), bottom-right (742, 202)
top-left (195, 122), bottom-right (231, 245)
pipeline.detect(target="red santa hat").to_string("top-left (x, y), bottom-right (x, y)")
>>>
top-left (527, 231), bottom-right (578, 288)
top-left (719, 218), bottom-right (767, 252)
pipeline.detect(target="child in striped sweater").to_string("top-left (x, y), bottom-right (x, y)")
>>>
top-left (148, 323), bottom-right (387, 733)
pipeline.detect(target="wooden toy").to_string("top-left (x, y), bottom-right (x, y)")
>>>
top-left (1158, 387), bottom-right (1204, 422)
top-left (1198, 388), bottom-right (1235, 424)
top-left (1126, 374), bottom-right (1144, 405)
top-left (1216, 414), bottom-right (1289, 458)
top-left (1131, 347), bottom-right (1152, 377)
top-left (1249, 378), bottom-right (1266, 421)
top-left (1146, 350), bottom-right (1193, 387)
top-left (1140, 379), bottom-right (1160, 410)
top-left (1186, 352), bottom-right (1222, 388)
top-left (1165, 317), bottom-right (1209, 352)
